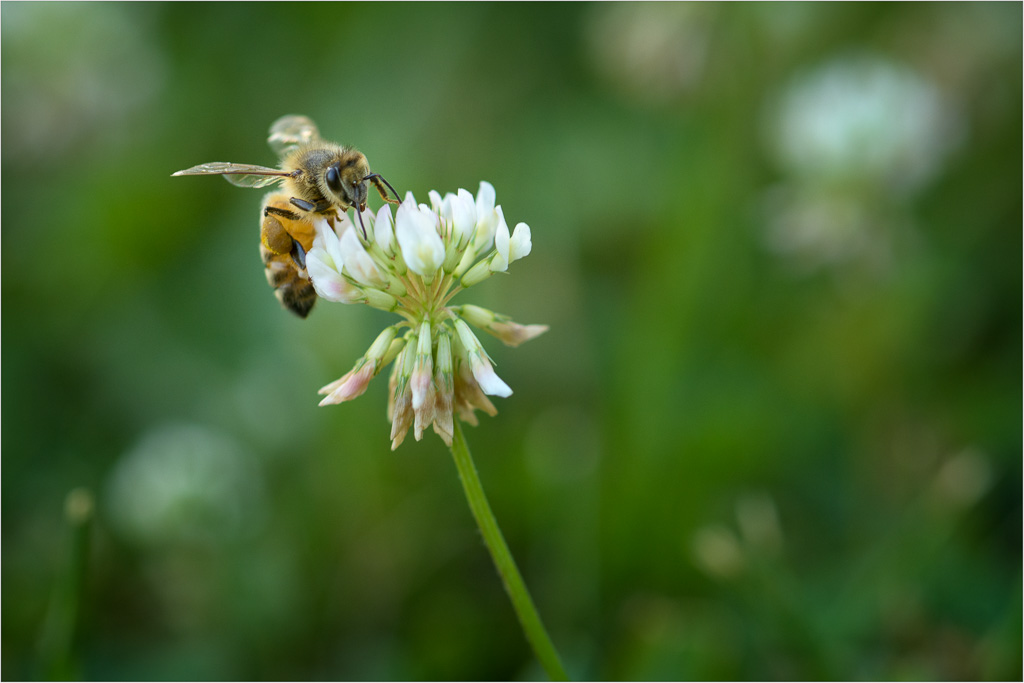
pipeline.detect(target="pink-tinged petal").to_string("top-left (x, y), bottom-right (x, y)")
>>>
top-left (412, 382), bottom-right (436, 441)
top-left (319, 362), bottom-right (375, 405)
top-left (318, 375), bottom-right (348, 396)
top-left (410, 323), bottom-right (434, 411)
top-left (389, 384), bottom-right (413, 450)
top-left (489, 321), bottom-right (549, 347)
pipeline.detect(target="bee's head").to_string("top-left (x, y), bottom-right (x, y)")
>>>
top-left (324, 159), bottom-right (369, 210)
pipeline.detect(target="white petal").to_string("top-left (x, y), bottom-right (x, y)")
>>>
top-left (490, 207), bottom-right (510, 272)
top-left (395, 199), bottom-right (445, 277)
top-left (353, 207), bottom-right (375, 242)
top-left (428, 190), bottom-right (444, 214)
top-left (307, 248), bottom-right (359, 302)
top-left (453, 318), bottom-right (480, 353)
top-left (476, 180), bottom-right (495, 217)
top-left (339, 226), bottom-right (383, 286)
top-left (489, 252), bottom-right (508, 273)
top-left (314, 217), bottom-right (346, 272)
top-left (451, 189), bottom-right (478, 245)
top-left (373, 204), bottom-right (395, 252)
top-left (470, 355), bottom-right (513, 397)
top-left (473, 182), bottom-right (498, 251)
top-left (473, 210), bottom-right (498, 252)
top-left (509, 222), bottom-right (532, 262)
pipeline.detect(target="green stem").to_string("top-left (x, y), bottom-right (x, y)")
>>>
top-left (37, 488), bottom-right (93, 680)
top-left (449, 420), bottom-right (569, 681)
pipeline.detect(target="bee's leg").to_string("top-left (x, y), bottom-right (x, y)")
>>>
top-left (264, 205), bottom-right (303, 221)
top-left (289, 197), bottom-right (332, 213)
top-left (365, 173), bottom-right (401, 205)
top-left (290, 236), bottom-right (308, 271)
top-left (261, 213), bottom-right (293, 255)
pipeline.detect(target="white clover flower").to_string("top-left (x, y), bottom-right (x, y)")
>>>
top-left (309, 182), bottom-right (546, 449)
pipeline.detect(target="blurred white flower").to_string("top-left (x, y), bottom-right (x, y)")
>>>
top-left (762, 53), bottom-right (963, 272)
top-left (585, 3), bottom-right (712, 105)
top-left (106, 423), bottom-right (265, 545)
top-left (769, 53), bottom-right (961, 193)
top-left (2, 3), bottom-right (165, 161)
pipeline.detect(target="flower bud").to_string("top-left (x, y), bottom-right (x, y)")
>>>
top-left (380, 336), bottom-right (407, 369)
top-left (366, 325), bottom-right (399, 362)
top-left (362, 289), bottom-right (398, 312)
top-left (459, 258), bottom-right (494, 288)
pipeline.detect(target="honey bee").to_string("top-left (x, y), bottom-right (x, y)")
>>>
top-left (172, 115), bottom-right (400, 318)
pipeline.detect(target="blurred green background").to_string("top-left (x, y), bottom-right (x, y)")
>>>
top-left (2, 2), bottom-right (1021, 680)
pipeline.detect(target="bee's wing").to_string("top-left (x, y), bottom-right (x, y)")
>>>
top-left (171, 162), bottom-right (298, 188)
top-left (268, 115), bottom-right (321, 157)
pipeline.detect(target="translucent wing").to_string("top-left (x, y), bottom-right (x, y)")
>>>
top-left (268, 115), bottom-right (321, 157)
top-left (171, 162), bottom-right (299, 188)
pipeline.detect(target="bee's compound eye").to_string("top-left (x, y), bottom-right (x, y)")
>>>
top-left (325, 165), bottom-right (342, 193)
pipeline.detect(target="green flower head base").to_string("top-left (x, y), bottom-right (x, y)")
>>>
top-left (308, 181), bottom-right (548, 449)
